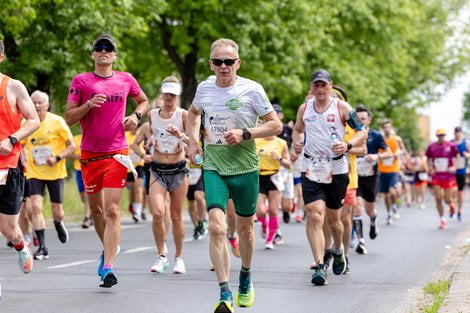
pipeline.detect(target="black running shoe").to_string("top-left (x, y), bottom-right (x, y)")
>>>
top-left (311, 264), bottom-right (328, 286)
top-left (369, 224), bottom-right (378, 240)
top-left (355, 241), bottom-right (368, 255)
top-left (332, 249), bottom-right (347, 275)
top-left (193, 227), bottom-right (200, 240)
top-left (323, 249), bottom-right (333, 270)
top-left (7, 241), bottom-right (14, 248)
top-left (33, 246), bottom-right (49, 260)
top-left (54, 220), bottom-right (69, 243)
top-left (282, 211), bottom-right (290, 224)
top-left (99, 268), bottom-right (118, 288)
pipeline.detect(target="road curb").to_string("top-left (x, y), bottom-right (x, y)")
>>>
top-left (438, 237), bottom-right (470, 312)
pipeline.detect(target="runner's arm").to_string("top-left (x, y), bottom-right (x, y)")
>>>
top-left (291, 103), bottom-right (306, 158)
top-left (280, 142), bottom-right (292, 168)
top-left (130, 123), bottom-right (149, 158)
top-left (187, 105), bottom-right (203, 163)
top-left (12, 79), bottom-right (40, 141)
top-left (123, 92), bottom-right (150, 130)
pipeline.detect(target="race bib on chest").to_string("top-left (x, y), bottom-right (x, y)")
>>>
top-left (32, 146), bottom-right (52, 165)
top-left (188, 168), bottom-right (202, 185)
top-left (434, 158), bottom-right (449, 172)
top-left (357, 157), bottom-right (375, 177)
top-left (305, 157), bottom-right (333, 184)
top-left (154, 128), bottom-right (181, 154)
top-left (205, 111), bottom-right (236, 145)
top-left (456, 156), bottom-right (466, 170)
top-left (381, 156), bottom-right (394, 167)
top-left (0, 168), bottom-right (8, 185)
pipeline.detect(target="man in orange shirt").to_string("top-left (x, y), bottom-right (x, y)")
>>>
top-left (0, 40), bottom-right (40, 274)
top-left (378, 120), bottom-right (405, 225)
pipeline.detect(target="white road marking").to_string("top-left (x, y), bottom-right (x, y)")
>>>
top-left (122, 247), bottom-right (154, 254)
top-left (47, 260), bottom-right (95, 269)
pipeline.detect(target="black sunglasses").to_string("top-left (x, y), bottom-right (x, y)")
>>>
top-left (93, 45), bottom-right (115, 53)
top-left (211, 58), bottom-right (238, 66)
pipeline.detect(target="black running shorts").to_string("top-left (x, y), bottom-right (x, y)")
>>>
top-left (29, 178), bottom-right (64, 203)
top-left (301, 173), bottom-right (349, 210)
top-left (0, 162), bottom-right (25, 215)
top-left (357, 175), bottom-right (379, 203)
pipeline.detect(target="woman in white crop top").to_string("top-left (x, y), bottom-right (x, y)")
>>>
top-left (147, 76), bottom-right (190, 274)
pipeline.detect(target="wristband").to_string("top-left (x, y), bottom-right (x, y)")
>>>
top-left (346, 142), bottom-right (352, 152)
top-left (87, 101), bottom-right (91, 109)
top-left (55, 155), bottom-right (62, 162)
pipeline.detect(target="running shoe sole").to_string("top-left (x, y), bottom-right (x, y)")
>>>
top-left (100, 272), bottom-right (118, 288)
top-left (213, 301), bottom-right (234, 313)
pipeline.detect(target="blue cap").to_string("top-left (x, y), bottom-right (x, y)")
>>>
top-left (311, 69), bottom-right (331, 83)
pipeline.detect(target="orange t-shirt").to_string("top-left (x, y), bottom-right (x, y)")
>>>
top-left (0, 76), bottom-right (21, 168)
top-left (378, 134), bottom-right (400, 173)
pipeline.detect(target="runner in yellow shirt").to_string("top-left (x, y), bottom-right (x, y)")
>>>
top-left (70, 133), bottom-right (91, 228)
top-left (24, 90), bottom-right (75, 259)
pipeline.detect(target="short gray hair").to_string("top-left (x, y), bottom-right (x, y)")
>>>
top-left (31, 90), bottom-right (49, 104)
top-left (210, 38), bottom-right (239, 58)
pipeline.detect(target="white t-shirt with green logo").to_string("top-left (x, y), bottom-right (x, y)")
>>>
top-left (193, 75), bottom-right (273, 176)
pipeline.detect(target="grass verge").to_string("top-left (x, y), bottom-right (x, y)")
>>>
top-left (417, 279), bottom-right (450, 313)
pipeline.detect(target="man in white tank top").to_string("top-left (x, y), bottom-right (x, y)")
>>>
top-left (291, 69), bottom-right (367, 286)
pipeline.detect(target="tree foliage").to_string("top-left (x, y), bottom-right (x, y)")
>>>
top-left (0, 0), bottom-right (469, 149)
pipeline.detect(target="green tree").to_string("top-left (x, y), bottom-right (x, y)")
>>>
top-left (0, 0), bottom-right (469, 149)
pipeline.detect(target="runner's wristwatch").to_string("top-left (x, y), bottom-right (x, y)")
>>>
top-left (242, 128), bottom-right (252, 140)
top-left (8, 136), bottom-right (18, 146)
top-left (133, 112), bottom-right (142, 121)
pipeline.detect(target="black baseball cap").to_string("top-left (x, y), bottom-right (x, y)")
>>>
top-left (93, 34), bottom-right (117, 51)
top-left (311, 69), bottom-right (331, 83)
top-left (272, 103), bottom-right (283, 114)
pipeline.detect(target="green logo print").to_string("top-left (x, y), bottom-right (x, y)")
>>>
top-left (226, 98), bottom-right (242, 111)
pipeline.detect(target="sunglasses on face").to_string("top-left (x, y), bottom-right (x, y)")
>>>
top-left (93, 45), bottom-right (115, 53)
top-left (211, 58), bottom-right (238, 66)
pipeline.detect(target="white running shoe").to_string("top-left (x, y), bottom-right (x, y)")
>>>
top-left (18, 245), bottom-right (33, 274)
top-left (150, 255), bottom-right (169, 273)
top-left (265, 241), bottom-right (274, 250)
top-left (173, 257), bottom-right (186, 274)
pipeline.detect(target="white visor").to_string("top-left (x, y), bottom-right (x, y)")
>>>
top-left (161, 82), bottom-right (181, 96)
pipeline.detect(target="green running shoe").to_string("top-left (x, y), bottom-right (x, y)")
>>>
top-left (236, 282), bottom-right (254, 307)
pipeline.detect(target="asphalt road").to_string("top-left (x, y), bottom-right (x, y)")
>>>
top-left (1, 195), bottom-right (469, 313)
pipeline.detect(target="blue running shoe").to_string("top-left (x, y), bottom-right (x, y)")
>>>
top-left (97, 251), bottom-right (104, 276)
top-left (99, 268), bottom-right (118, 288)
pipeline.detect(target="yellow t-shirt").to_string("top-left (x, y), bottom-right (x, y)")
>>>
top-left (125, 130), bottom-right (144, 168)
top-left (255, 137), bottom-right (287, 176)
top-left (72, 134), bottom-right (82, 171)
top-left (24, 112), bottom-right (73, 180)
top-left (345, 125), bottom-right (358, 189)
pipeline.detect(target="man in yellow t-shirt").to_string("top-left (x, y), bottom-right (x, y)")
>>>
top-left (24, 91), bottom-right (75, 260)
top-left (71, 133), bottom-right (91, 229)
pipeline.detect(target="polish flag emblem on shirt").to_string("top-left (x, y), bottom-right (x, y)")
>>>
top-left (327, 114), bottom-right (335, 122)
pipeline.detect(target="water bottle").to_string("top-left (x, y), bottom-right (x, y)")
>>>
top-left (331, 133), bottom-right (339, 155)
top-left (194, 154), bottom-right (203, 165)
